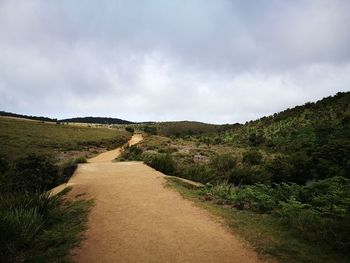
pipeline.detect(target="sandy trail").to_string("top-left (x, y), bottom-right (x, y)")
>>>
top-left (65, 134), bottom-right (260, 263)
top-left (88, 133), bottom-right (143, 163)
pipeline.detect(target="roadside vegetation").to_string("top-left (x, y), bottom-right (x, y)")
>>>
top-left (121, 91), bottom-right (350, 261)
top-left (0, 118), bottom-right (130, 262)
top-left (166, 178), bottom-right (348, 263)
top-left (0, 155), bottom-right (93, 262)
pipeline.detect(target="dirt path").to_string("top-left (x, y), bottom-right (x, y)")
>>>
top-left (65, 134), bottom-right (260, 263)
top-left (88, 133), bottom-right (143, 163)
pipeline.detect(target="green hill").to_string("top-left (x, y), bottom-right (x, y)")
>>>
top-left (191, 91), bottom-right (350, 184)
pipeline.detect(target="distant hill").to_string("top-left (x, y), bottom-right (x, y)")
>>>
top-left (193, 91), bottom-right (350, 184)
top-left (0, 111), bottom-right (57, 122)
top-left (60, 117), bottom-right (134, 125)
top-left (155, 121), bottom-right (238, 137)
top-left (0, 111), bottom-right (134, 125)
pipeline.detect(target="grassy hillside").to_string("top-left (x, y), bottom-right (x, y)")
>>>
top-left (61, 116), bottom-right (134, 125)
top-left (0, 110), bottom-right (58, 122)
top-left (0, 117), bottom-right (130, 262)
top-left (120, 91), bottom-right (350, 262)
top-left (0, 117), bottom-right (130, 161)
top-left (194, 91), bottom-right (350, 184)
top-left (153, 121), bottom-right (235, 137)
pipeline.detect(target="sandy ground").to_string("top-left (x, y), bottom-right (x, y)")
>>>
top-left (63, 134), bottom-right (260, 263)
top-left (88, 133), bottom-right (143, 163)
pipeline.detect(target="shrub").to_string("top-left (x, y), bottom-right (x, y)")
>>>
top-left (277, 197), bottom-right (350, 251)
top-left (248, 131), bottom-right (265, 146)
top-left (142, 125), bottom-right (157, 135)
top-left (122, 145), bottom-right (143, 161)
top-left (228, 166), bottom-right (270, 185)
top-left (58, 159), bottom-right (78, 185)
top-left (75, 156), bottom-right (87, 163)
top-left (265, 156), bottom-right (292, 183)
top-left (210, 154), bottom-right (236, 179)
top-left (125, 126), bottom-right (134, 133)
top-left (207, 183), bottom-right (237, 203)
top-left (200, 177), bottom-right (350, 251)
top-left (145, 154), bottom-right (176, 175)
top-left (158, 147), bottom-right (178, 154)
top-left (288, 153), bottom-right (313, 184)
top-left (10, 155), bottom-right (59, 193)
top-left (180, 164), bottom-right (215, 183)
top-left (242, 150), bottom-right (263, 165)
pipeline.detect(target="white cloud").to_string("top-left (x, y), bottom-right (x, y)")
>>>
top-left (0, 0), bottom-right (349, 123)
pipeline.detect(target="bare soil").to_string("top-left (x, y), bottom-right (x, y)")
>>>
top-left (64, 134), bottom-right (260, 263)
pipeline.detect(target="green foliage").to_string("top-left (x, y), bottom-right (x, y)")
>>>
top-left (141, 125), bottom-right (157, 135)
top-left (8, 154), bottom-right (59, 193)
top-left (228, 166), bottom-right (270, 185)
top-left (125, 126), bottom-right (134, 133)
top-left (121, 145), bottom-right (143, 161)
top-left (177, 164), bottom-right (215, 184)
top-left (145, 154), bottom-right (176, 175)
top-left (156, 121), bottom-right (229, 137)
top-left (200, 177), bottom-right (350, 251)
top-left (58, 159), bottom-right (78, 185)
top-left (0, 189), bottom-right (92, 262)
top-left (0, 154), bottom-right (83, 194)
top-left (0, 153), bottom-right (91, 262)
top-left (248, 131), bottom-right (265, 146)
top-left (210, 154), bottom-right (236, 179)
top-left (242, 150), bottom-right (263, 165)
top-left (193, 92), bottom-right (350, 185)
top-left (75, 156), bottom-right (87, 163)
top-left (265, 156), bottom-right (292, 183)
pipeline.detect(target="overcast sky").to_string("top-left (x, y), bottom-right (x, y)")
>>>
top-left (0, 0), bottom-right (349, 123)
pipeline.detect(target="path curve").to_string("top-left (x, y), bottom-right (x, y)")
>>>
top-left (66, 134), bottom-right (260, 263)
top-left (88, 133), bottom-right (143, 163)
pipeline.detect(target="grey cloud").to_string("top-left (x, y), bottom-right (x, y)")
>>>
top-left (0, 0), bottom-right (349, 123)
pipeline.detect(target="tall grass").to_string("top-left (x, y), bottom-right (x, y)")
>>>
top-left (0, 154), bottom-right (93, 262)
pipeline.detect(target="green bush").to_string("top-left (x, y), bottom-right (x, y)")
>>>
top-left (179, 164), bottom-right (215, 183)
top-left (75, 156), bottom-right (87, 163)
top-left (235, 184), bottom-right (276, 213)
top-left (228, 166), bottom-right (270, 185)
top-left (58, 159), bottom-right (78, 185)
top-left (242, 150), bottom-right (263, 165)
top-left (205, 184), bottom-right (237, 203)
top-left (125, 126), bottom-right (134, 133)
top-left (265, 156), bottom-right (292, 183)
top-left (200, 177), bottom-right (350, 251)
top-left (248, 131), bottom-right (265, 146)
top-left (145, 154), bottom-right (176, 175)
top-left (9, 155), bottom-right (59, 193)
top-left (142, 125), bottom-right (157, 135)
top-left (210, 154), bottom-right (236, 179)
top-left (158, 147), bottom-right (178, 154)
top-left (122, 145), bottom-right (143, 161)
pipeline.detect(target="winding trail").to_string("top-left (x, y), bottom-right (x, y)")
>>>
top-left (64, 134), bottom-right (260, 263)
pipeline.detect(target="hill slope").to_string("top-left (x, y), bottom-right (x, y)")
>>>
top-left (193, 91), bottom-right (350, 184)
top-left (60, 116), bottom-right (134, 125)
top-left (0, 110), bottom-right (57, 122)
